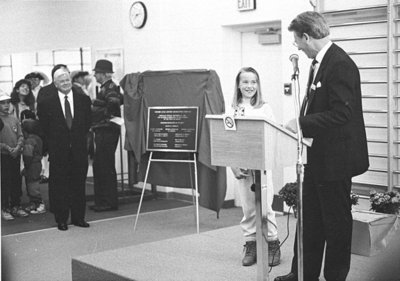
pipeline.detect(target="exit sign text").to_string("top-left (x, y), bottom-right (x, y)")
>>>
top-left (238, 0), bottom-right (256, 11)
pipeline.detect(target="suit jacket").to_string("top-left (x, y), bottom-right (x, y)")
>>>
top-left (37, 83), bottom-right (56, 104)
top-left (37, 87), bottom-right (91, 169)
top-left (299, 43), bottom-right (369, 181)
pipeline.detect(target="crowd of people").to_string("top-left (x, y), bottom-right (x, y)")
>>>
top-left (0, 59), bottom-right (123, 231)
top-left (1, 10), bottom-right (371, 280)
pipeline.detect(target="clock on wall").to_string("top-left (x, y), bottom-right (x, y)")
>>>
top-left (130, 1), bottom-right (147, 29)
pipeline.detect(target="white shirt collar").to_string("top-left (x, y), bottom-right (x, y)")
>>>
top-left (315, 41), bottom-right (332, 64)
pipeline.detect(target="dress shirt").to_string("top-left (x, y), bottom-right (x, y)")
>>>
top-left (58, 90), bottom-right (74, 118)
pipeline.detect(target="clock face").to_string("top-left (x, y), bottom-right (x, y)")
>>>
top-left (130, 1), bottom-right (147, 29)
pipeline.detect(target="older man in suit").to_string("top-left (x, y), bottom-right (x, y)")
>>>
top-left (37, 64), bottom-right (69, 104)
top-left (37, 68), bottom-right (92, 231)
top-left (275, 12), bottom-right (369, 281)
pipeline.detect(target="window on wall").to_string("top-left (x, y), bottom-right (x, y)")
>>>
top-left (0, 55), bottom-right (13, 93)
top-left (0, 47), bottom-right (91, 93)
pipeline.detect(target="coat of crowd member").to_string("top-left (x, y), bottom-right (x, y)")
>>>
top-left (0, 90), bottom-right (28, 221)
top-left (276, 11), bottom-right (369, 281)
top-left (89, 59), bottom-right (123, 212)
top-left (21, 113), bottom-right (46, 215)
top-left (37, 64), bottom-right (70, 184)
top-left (37, 68), bottom-right (92, 231)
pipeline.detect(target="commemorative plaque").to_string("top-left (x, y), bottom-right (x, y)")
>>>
top-left (146, 106), bottom-right (199, 152)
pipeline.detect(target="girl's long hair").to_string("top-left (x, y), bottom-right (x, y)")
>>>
top-left (10, 79), bottom-right (35, 106)
top-left (231, 67), bottom-right (264, 109)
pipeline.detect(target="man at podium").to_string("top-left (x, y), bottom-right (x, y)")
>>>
top-left (276, 11), bottom-right (369, 281)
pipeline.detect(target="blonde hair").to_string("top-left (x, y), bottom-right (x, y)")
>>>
top-left (231, 67), bottom-right (264, 109)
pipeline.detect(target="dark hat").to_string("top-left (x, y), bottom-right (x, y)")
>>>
top-left (93, 59), bottom-right (114, 73)
top-left (25, 72), bottom-right (44, 80)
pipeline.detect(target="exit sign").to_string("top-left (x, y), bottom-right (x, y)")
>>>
top-left (238, 0), bottom-right (256, 11)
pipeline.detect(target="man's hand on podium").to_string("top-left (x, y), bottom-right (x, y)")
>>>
top-left (285, 118), bottom-right (298, 133)
top-left (231, 167), bottom-right (250, 180)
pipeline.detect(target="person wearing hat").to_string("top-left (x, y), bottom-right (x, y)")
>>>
top-left (25, 71), bottom-right (49, 111)
top-left (90, 59), bottom-right (123, 212)
top-left (71, 71), bottom-right (92, 96)
top-left (0, 90), bottom-right (29, 220)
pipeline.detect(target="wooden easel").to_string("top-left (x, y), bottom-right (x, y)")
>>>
top-left (133, 151), bottom-right (200, 233)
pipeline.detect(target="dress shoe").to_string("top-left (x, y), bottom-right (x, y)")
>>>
top-left (57, 223), bottom-right (68, 231)
top-left (92, 205), bottom-right (118, 212)
top-left (72, 220), bottom-right (90, 228)
top-left (274, 272), bottom-right (297, 281)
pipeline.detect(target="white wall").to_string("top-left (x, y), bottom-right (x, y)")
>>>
top-left (0, 0), bottom-right (124, 54)
top-left (0, 0), bottom-right (314, 204)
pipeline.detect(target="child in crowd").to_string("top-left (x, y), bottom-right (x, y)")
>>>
top-left (0, 90), bottom-right (29, 220)
top-left (230, 67), bottom-right (281, 267)
top-left (21, 111), bottom-right (46, 214)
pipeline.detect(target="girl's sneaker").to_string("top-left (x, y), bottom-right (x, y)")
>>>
top-left (11, 206), bottom-right (29, 217)
top-left (2, 209), bottom-right (15, 221)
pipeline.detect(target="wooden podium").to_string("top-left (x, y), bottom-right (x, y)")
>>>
top-left (206, 114), bottom-right (310, 281)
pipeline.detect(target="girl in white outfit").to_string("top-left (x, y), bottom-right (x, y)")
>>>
top-left (230, 67), bottom-right (281, 267)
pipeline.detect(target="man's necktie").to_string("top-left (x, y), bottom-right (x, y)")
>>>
top-left (301, 59), bottom-right (318, 116)
top-left (64, 95), bottom-right (73, 129)
top-left (307, 59), bottom-right (318, 96)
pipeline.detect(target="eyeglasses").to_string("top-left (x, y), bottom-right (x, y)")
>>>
top-left (293, 41), bottom-right (298, 48)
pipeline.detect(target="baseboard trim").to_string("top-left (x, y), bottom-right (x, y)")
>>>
top-left (154, 191), bottom-right (285, 212)
top-left (86, 181), bottom-right (285, 212)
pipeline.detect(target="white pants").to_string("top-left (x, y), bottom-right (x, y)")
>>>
top-left (237, 170), bottom-right (278, 242)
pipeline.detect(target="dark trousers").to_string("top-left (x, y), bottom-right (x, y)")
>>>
top-left (291, 167), bottom-right (353, 281)
top-left (93, 126), bottom-right (120, 208)
top-left (1, 154), bottom-right (22, 209)
top-left (49, 151), bottom-right (88, 224)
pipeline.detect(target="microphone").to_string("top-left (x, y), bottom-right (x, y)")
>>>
top-left (289, 54), bottom-right (299, 74)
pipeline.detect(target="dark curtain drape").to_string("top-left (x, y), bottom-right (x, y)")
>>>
top-left (120, 69), bottom-right (226, 214)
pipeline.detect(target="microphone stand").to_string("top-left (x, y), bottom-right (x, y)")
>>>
top-left (290, 69), bottom-right (304, 281)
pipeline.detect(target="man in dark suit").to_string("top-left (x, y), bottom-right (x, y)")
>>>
top-left (275, 12), bottom-right (369, 281)
top-left (37, 68), bottom-right (92, 231)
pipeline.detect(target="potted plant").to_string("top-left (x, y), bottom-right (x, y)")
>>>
top-left (278, 182), bottom-right (298, 217)
top-left (369, 190), bottom-right (400, 215)
top-left (279, 182), bottom-right (360, 217)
